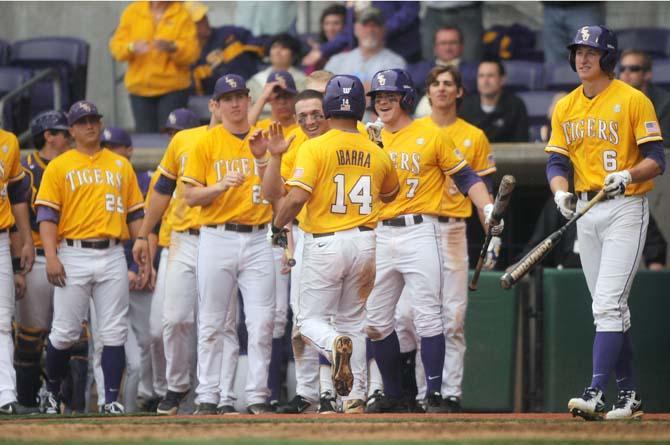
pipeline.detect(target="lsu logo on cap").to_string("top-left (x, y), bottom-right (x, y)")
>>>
top-left (79, 102), bottom-right (92, 113)
top-left (103, 129), bottom-right (111, 140)
top-left (376, 73), bottom-right (386, 86)
top-left (225, 76), bottom-right (238, 88)
top-left (341, 98), bottom-right (351, 111)
top-left (169, 113), bottom-right (177, 124)
top-left (580, 27), bottom-right (590, 41)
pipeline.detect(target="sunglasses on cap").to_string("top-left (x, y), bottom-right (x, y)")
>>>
top-left (619, 65), bottom-right (646, 73)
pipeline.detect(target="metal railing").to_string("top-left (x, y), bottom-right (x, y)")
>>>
top-left (0, 67), bottom-right (62, 144)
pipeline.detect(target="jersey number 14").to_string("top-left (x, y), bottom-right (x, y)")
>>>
top-left (331, 174), bottom-right (372, 215)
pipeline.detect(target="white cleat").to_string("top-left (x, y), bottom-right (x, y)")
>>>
top-left (568, 387), bottom-right (606, 421)
top-left (606, 390), bottom-right (644, 420)
top-left (103, 401), bottom-right (126, 415)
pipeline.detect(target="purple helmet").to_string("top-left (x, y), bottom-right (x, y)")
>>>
top-left (323, 75), bottom-right (366, 121)
top-left (367, 69), bottom-right (417, 112)
top-left (567, 25), bottom-right (617, 73)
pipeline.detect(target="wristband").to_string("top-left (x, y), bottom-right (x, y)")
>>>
top-left (255, 155), bottom-right (270, 167)
top-left (12, 257), bottom-right (21, 273)
top-left (137, 236), bottom-right (148, 241)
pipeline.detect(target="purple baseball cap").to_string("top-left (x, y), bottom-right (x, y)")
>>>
top-left (67, 100), bottom-right (103, 125)
top-left (101, 127), bottom-right (132, 147)
top-left (164, 108), bottom-right (200, 131)
top-left (212, 74), bottom-right (249, 100)
top-left (267, 70), bottom-right (298, 95)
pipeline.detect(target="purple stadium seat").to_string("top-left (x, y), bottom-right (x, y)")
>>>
top-left (130, 133), bottom-right (171, 149)
top-left (543, 63), bottom-right (580, 91)
top-left (617, 28), bottom-right (670, 58)
top-left (460, 62), bottom-right (478, 95)
top-left (650, 58), bottom-right (670, 90)
top-left (517, 91), bottom-right (558, 143)
top-left (187, 95), bottom-right (211, 124)
top-left (0, 40), bottom-right (9, 66)
top-left (0, 67), bottom-right (33, 132)
top-left (406, 60), bottom-right (433, 95)
top-left (502, 60), bottom-right (544, 92)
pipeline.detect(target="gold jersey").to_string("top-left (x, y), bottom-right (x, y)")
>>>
top-left (0, 130), bottom-right (25, 230)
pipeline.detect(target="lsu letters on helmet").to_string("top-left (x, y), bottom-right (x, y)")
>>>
top-left (30, 110), bottom-right (69, 139)
top-left (367, 69), bottom-right (418, 112)
top-left (567, 25), bottom-right (618, 73)
top-left (323, 74), bottom-right (366, 121)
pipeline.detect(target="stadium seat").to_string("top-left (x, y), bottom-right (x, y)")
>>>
top-left (502, 60), bottom-right (544, 92)
top-left (0, 66), bottom-right (32, 132)
top-left (0, 40), bottom-right (9, 66)
top-left (187, 95), bottom-right (211, 124)
top-left (460, 62), bottom-right (478, 95)
top-left (406, 60), bottom-right (433, 95)
top-left (131, 133), bottom-right (170, 149)
top-left (517, 91), bottom-right (557, 143)
top-left (617, 28), bottom-right (670, 58)
top-left (10, 36), bottom-right (90, 116)
top-left (650, 58), bottom-right (670, 90)
top-left (543, 63), bottom-right (580, 91)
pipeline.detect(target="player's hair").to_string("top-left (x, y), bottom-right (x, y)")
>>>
top-left (425, 65), bottom-right (464, 107)
top-left (434, 26), bottom-right (464, 45)
top-left (267, 33), bottom-right (303, 66)
top-left (479, 57), bottom-right (506, 77)
top-left (319, 4), bottom-right (347, 43)
top-left (620, 49), bottom-right (652, 72)
top-left (32, 132), bottom-right (46, 150)
top-left (295, 89), bottom-right (324, 103)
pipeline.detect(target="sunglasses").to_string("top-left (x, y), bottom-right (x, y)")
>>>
top-left (620, 65), bottom-right (646, 73)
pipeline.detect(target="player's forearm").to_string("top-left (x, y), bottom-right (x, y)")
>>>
top-left (247, 98), bottom-right (267, 127)
top-left (183, 183), bottom-right (223, 207)
top-left (550, 176), bottom-right (570, 194)
top-left (10, 203), bottom-right (33, 250)
top-left (262, 156), bottom-right (287, 203)
top-left (628, 158), bottom-right (663, 183)
top-left (39, 221), bottom-right (60, 258)
top-left (128, 218), bottom-right (143, 240)
top-left (274, 191), bottom-right (306, 228)
top-left (139, 192), bottom-right (171, 237)
top-left (467, 181), bottom-right (493, 213)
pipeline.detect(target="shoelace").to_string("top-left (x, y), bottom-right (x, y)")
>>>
top-left (614, 391), bottom-right (635, 409)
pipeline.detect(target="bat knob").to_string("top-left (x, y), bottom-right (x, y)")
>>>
top-left (468, 284), bottom-right (477, 291)
top-left (288, 258), bottom-right (296, 267)
top-left (500, 273), bottom-right (513, 289)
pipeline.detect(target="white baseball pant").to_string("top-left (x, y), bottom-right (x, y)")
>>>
top-left (577, 195), bottom-right (649, 332)
top-left (218, 289), bottom-right (239, 407)
top-left (272, 246), bottom-right (290, 339)
top-left (124, 290), bottom-right (154, 410)
top-left (0, 232), bottom-right (17, 406)
top-left (15, 255), bottom-right (53, 330)
top-left (150, 247), bottom-right (168, 398)
top-left (296, 228), bottom-right (376, 401)
top-left (196, 226), bottom-right (275, 406)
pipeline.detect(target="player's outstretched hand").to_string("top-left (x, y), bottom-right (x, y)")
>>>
top-left (603, 170), bottom-right (632, 198)
top-left (268, 122), bottom-right (296, 156)
top-left (13, 273), bottom-right (26, 300)
top-left (365, 118), bottom-right (384, 146)
top-left (249, 129), bottom-right (269, 160)
top-left (271, 224), bottom-right (289, 249)
top-left (483, 203), bottom-right (505, 236)
top-left (46, 255), bottom-right (66, 288)
top-left (483, 236), bottom-right (502, 270)
top-left (553, 190), bottom-right (575, 219)
top-left (153, 39), bottom-right (176, 53)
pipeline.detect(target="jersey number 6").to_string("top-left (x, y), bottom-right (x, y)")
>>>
top-left (603, 150), bottom-right (617, 172)
top-left (331, 174), bottom-right (372, 215)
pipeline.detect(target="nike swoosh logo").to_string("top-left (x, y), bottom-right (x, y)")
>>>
top-left (428, 375), bottom-right (440, 380)
top-left (317, 243), bottom-right (326, 248)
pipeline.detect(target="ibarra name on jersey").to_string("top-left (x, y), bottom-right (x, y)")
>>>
top-left (336, 149), bottom-right (371, 168)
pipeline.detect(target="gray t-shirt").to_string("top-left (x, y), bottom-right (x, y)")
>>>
top-left (325, 48), bottom-right (407, 85)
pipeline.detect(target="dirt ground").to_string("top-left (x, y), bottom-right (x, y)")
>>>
top-left (2, 413), bottom-right (670, 444)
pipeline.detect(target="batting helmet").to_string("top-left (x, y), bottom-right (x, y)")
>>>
top-left (367, 69), bottom-right (417, 112)
top-left (323, 75), bottom-right (366, 121)
top-left (567, 25), bottom-right (618, 73)
top-left (30, 110), bottom-right (69, 139)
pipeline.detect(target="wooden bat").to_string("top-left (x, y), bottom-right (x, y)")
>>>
top-left (469, 175), bottom-right (516, 291)
top-left (500, 189), bottom-right (606, 289)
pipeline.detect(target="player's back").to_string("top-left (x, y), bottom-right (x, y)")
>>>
top-left (287, 128), bottom-right (397, 234)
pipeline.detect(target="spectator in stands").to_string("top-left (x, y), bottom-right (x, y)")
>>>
top-left (110, 1), bottom-right (199, 133)
top-left (459, 59), bottom-right (529, 142)
top-left (162, 108), bottom-right (199, 137)
top-left (234, 1), bottom-right (297, 37)
top-left (248, 70), bottom-right (298, 133)
top-left (362, 1), bottom-right (422, 63)
top-left (542, 2), bottom-right (603, 65)
top-left (248, 33), bottom-right (307, 112)
top-left (302, 4), bottom-right (353, 72)
top-left (187, 2), bottom-right (264, 96)
top-left (619, 49), bottom-right (670, 147)
top-left (325, 6), bottom-right (406, 89)
top-left (421, 2), bottom-right (483, 64)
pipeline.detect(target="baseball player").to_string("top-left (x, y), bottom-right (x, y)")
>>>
top-left (133, 103), bottom-right (242, 415)
top-left (364, 69), bottom-right (502, 413)
top-left (35, 100), bottom-right (145, 415)
top-left (259, 88), bottom-right (332, 414)
top-left (180, 73), bottom-right (276, 415)
top-left (0, 129), bottom-right (33, 415)
top-left (249, 70), bottom-right (299, 134)
top-left (395, 65), bottom-right (499, 412)
top-left (547, 26), bottom-right (665, 421)
top-left (273, 74), bottom-right (400, 414)
top-left (163, 108), bottom-right (200, 137)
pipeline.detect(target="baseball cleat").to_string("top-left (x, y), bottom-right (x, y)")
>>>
top-left (318, 391), bottom-right (338, 414)
top-left (606, 390), bottom-right (644, 420)
top-left (568, 387), bottom-right (606, 421)
top-left (157, 390), bottom-right (188, 415)
top-left (247, 402), bottom-right (272, 415)
top-left (42, 392), bottom-right (61, 415)
top-left (136, 396), bottom-right (161, 413)
top-left (443, 396), bottom-right (462, 413)
top-left (217, 405), bottom-right (239, 415)
top-left (425, 392), bottom-right (447, 413)
top-left (277, 395), bottom-right (316, 414)
top-left (103, 401), bottom-right (125, 415)
top-left (193, 403), bottom-right (218, 415)
top-left (343, 399), bottom-right (365, 414)
top-left (365, 389), bottom-right (383, 412)
top-left (332, 335), bottom-right (354, 397)
top-left (0, 402), bottom-right (18, 415)
top-left (364, 392), bottom-right (409, 413)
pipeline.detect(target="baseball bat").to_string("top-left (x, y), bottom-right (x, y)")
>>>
top-left (500, 189), bottom-right (606, 289)
top-left (469, 175), bottom-right (516, 291)
top-left (285, 247), bottom-right (296, 267)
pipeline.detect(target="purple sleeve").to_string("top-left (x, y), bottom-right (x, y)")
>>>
top-left (481, 175), bottom-right (494, 195)
top-left (319, 7), bottom-right (355, 58)
top-left (640, 140), bottom-right (666, 174)
top-left (155, 175), bottom-right (177, 195)
top-left (36, 206), bottom-right (60, 224)
top-left (126, 208), bottom-right (144, 223)
top-left (546, 152), bottom-right (572, 182)
top-left (8, 175), bottom-right (30, 204)
top-left (451, 165), bottom-right (483, 195)
top-left (124, 241), bottom-right (138, 273)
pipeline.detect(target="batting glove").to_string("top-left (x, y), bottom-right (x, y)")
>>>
top-left (271, 224), bottom-right (288, 249)
top-left (483, 236), bottom-right (502, 270)
top-left (603, 170), bottom-right (632, 198)
top-left (365, 118), bottom-right (384, 146)
top-left (553, 190), bottom-right (575, 219)
top-left (483, 203), bottom-right (505, 236)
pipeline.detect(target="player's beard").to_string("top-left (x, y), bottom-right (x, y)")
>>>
top-left (358, 37), bottom-right (380, 51)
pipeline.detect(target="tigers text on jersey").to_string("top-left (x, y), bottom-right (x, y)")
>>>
top-left (157, 125), bottom-right (208, 234)
top-left (286, 128), bottom-right (398, 234)
top-left (0, 129), bottom-right (25, 230)
top-left (35, 148), bottom-right (144, 240)
top-left (545, 79), bottom-right (662, 195)
top-left (378, 118), bottom-right (467, 220)
top-left (417, 117), bottom-right (496, 218)
top-left (22, 152), bottom-right (51, 247)
top-left (181, 125), bottom-right (272, 226)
